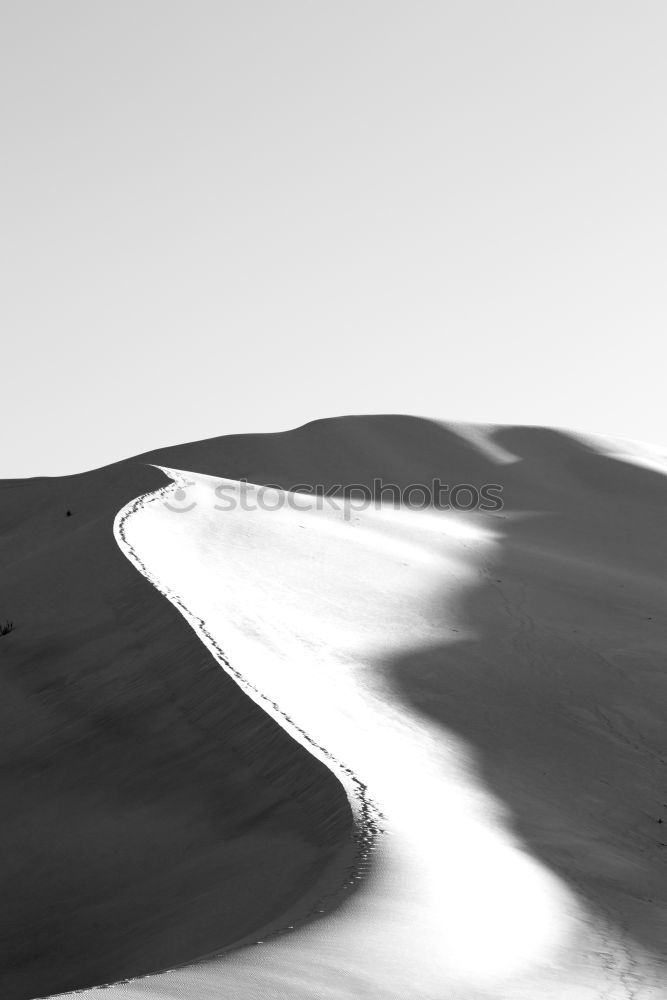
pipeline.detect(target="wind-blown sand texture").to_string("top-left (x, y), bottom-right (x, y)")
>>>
top-left (4, 416), bottom-right (667, 998)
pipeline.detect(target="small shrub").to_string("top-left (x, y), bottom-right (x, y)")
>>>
top-left (0, 621), bottom-right (14, 636)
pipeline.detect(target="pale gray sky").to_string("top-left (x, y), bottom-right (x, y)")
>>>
top-left (2, 2), bottom-right (666, 477)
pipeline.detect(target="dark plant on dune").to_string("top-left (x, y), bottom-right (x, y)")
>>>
top-left (0, 621), bottom-right (14, 636)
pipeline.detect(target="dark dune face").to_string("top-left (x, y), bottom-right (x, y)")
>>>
top-left (0, 459), bottom-right (353, 1000)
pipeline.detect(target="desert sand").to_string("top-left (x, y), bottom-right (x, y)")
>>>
top-left (4, 416), bottom-right (667, 998)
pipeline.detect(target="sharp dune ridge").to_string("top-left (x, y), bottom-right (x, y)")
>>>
top-left (114, 474), bottom-right (384, 920)
top-left (3, 416), bottom-right (667, 998)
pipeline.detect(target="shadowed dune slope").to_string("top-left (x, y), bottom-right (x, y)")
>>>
top-left (0, 458), bottom-right (352, 1000)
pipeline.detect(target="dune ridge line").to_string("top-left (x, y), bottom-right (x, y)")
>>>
top-left (110, 469), bottom-right (382, 966)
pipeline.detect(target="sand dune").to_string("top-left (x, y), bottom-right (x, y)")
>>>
top-left (4, 417), bottom-right (667, 997)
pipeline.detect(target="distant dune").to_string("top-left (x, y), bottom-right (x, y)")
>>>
top-left (4, 416), bottom-right (667, 998)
